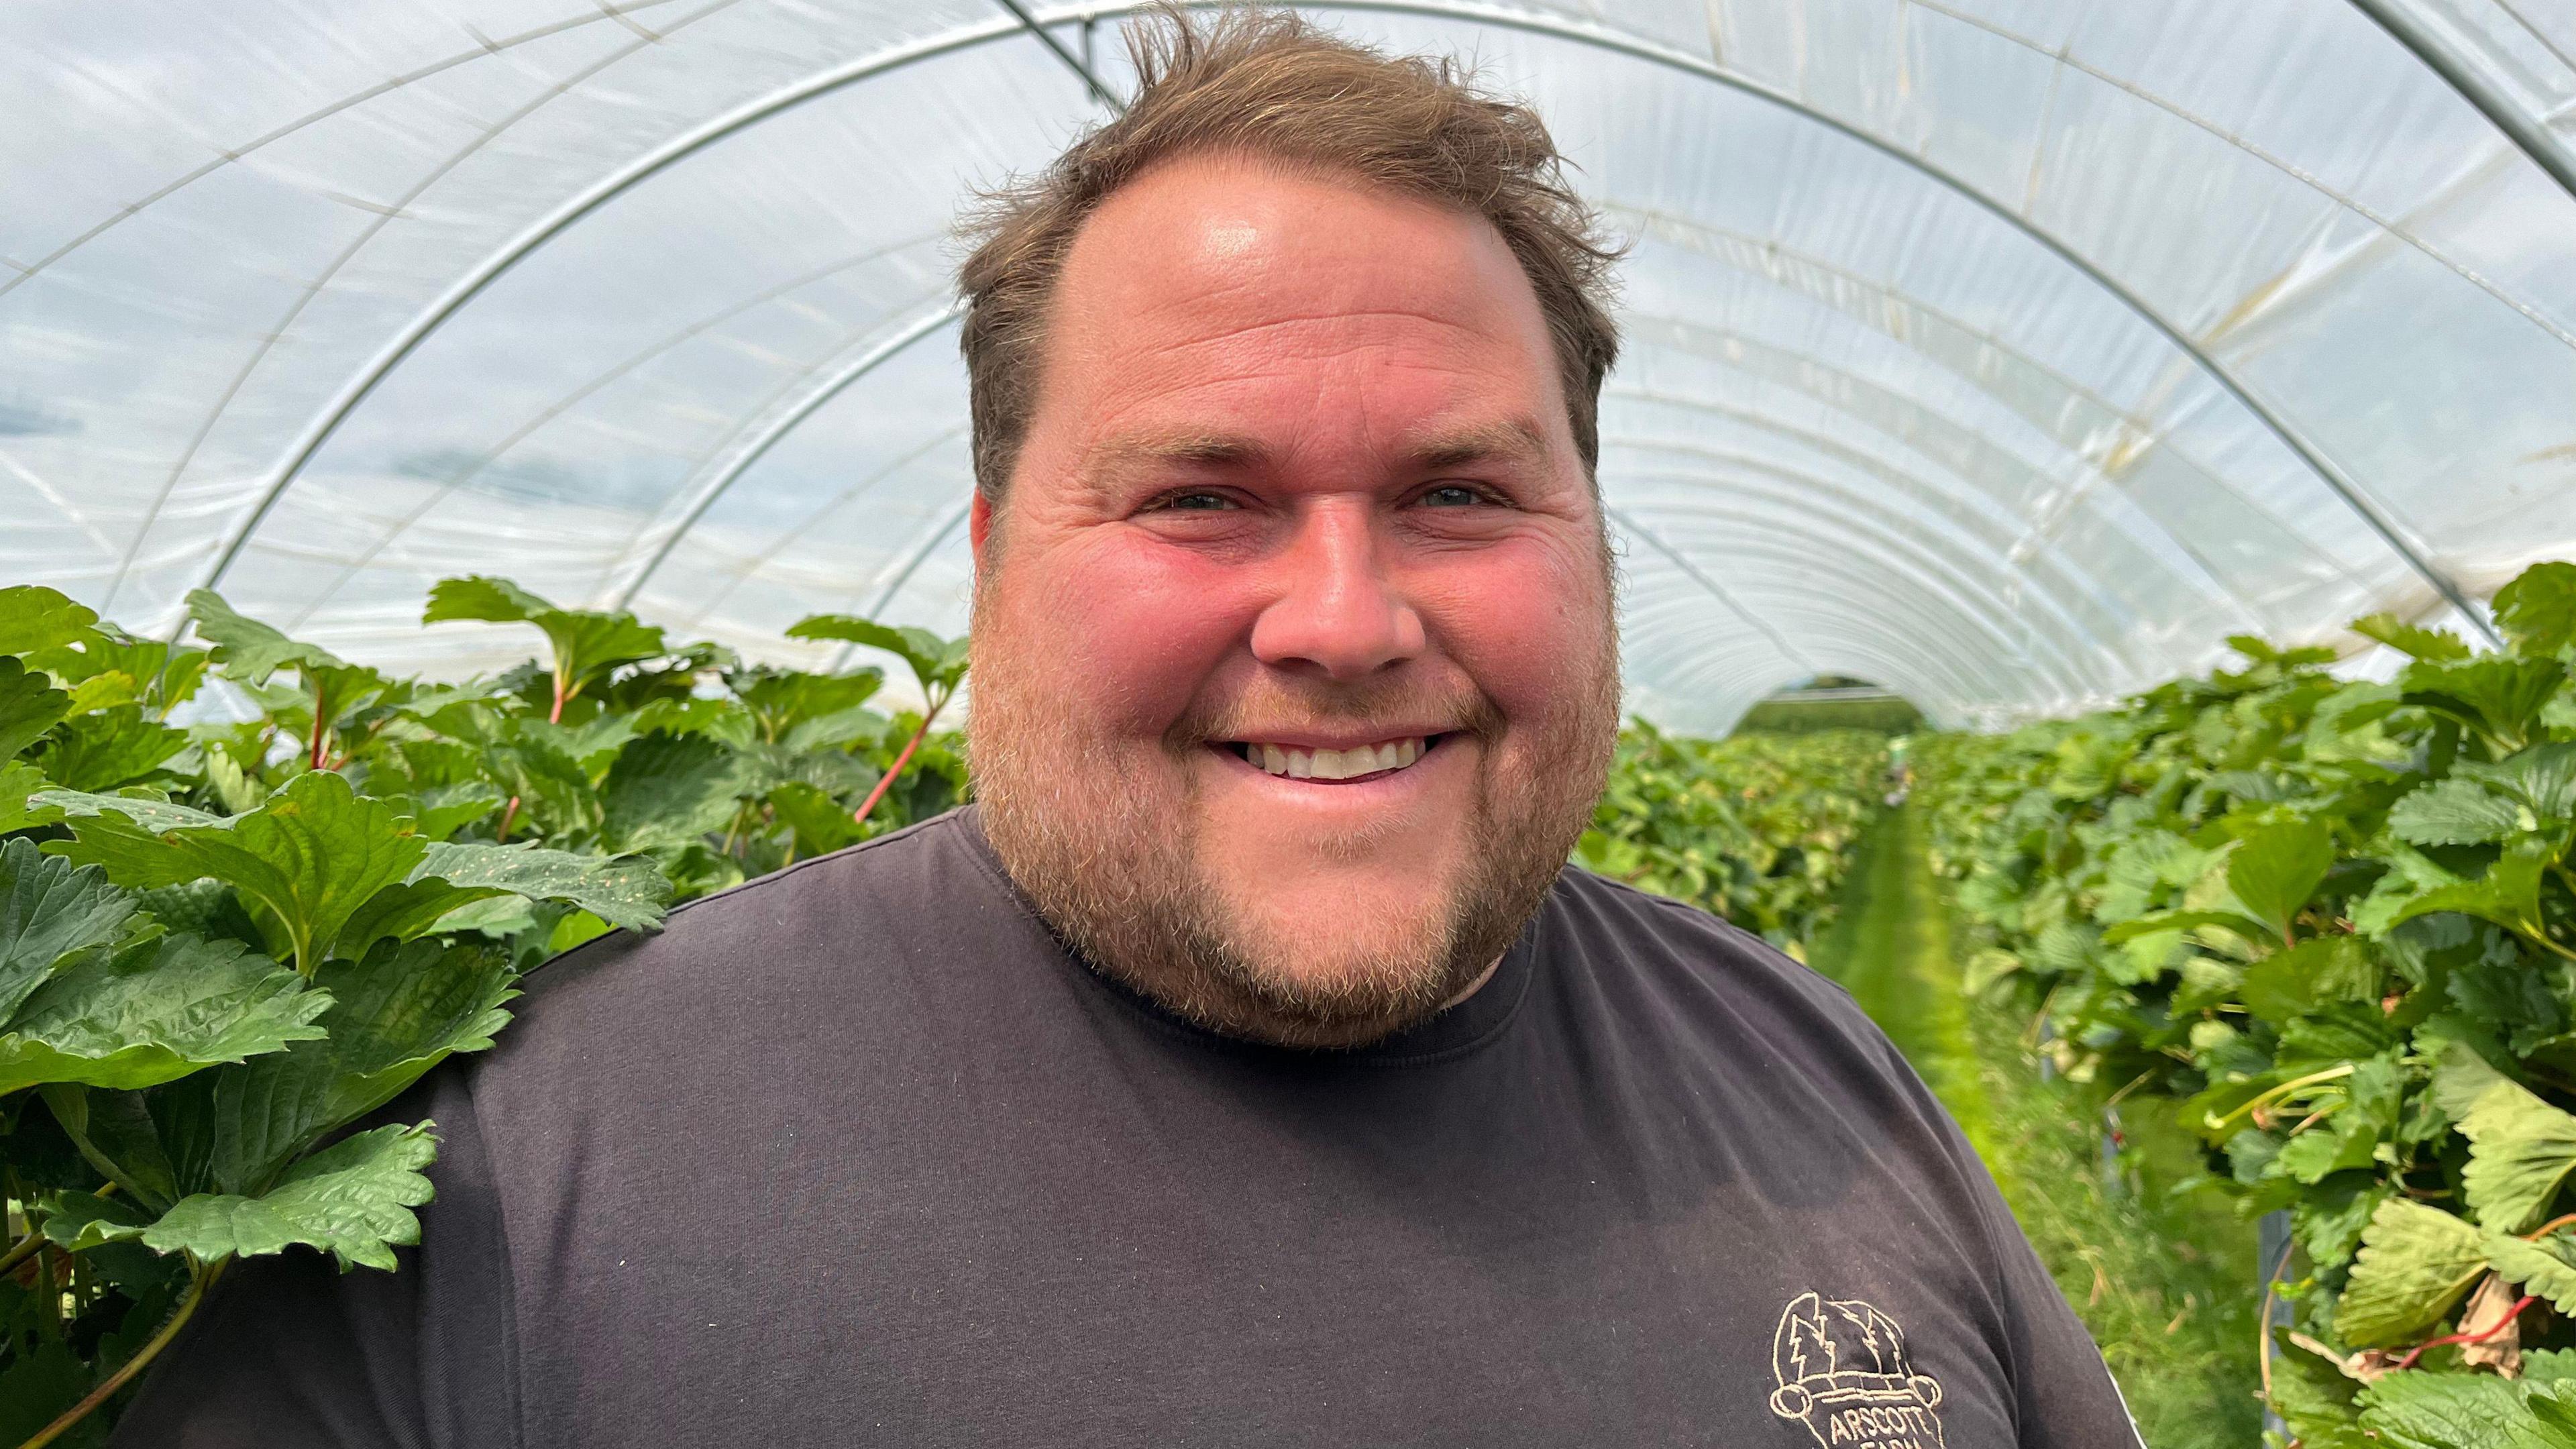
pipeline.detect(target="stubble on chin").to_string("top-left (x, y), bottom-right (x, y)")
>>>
top-left (967, 592), bottom-right (1620, 1050)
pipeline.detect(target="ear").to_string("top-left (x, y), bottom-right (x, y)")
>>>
top-left (969, 488), bottom-right (995, 563)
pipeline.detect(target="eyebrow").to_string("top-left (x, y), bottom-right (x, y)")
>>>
top-left (1405, 418), bottom-right (1552, 471)
top-left (1079, 416), bottom-right (1554, 493)
top-left (1081, 431), bottom-right (1269, 496)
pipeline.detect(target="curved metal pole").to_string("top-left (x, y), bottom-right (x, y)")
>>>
top-left (1617, 494), bottom-right (2060, 702)
top-left (2347, 0), bottom-right (2576, 203)
top-left (1605, 506), bottom-right (1810, 674)
top-left (610, 302), bottom-right (964, 609)
top-left (0, 0), bottom-right (702, 304)
top-left (824, 498), bottom-right (977, 674)
top-left (1607, 204), bottom-right (2375, 598)
top-left (1236, 0), bottom-right (2502, 643)
top-left (1612, 462), bottom-right (2102, 694)
top-left (193, 14), bottom-right (1029, 606)
top-left (682, 422), bottom-right (972, 627)
top-left (1608, 409), bottom-right (2138, 670)
top-left (201, 0), bottom-right (2496, 651)
top-left (1619, 536), bottom-right (1997, 712)
top-left (1619, 311), bottom-right (2273, 635)
top-left (997, 0), bottom-right (1128, 109)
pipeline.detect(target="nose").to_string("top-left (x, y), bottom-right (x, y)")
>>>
top-left (1248, 498), bottom-right (1426, 679)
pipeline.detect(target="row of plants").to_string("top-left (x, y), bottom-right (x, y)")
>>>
top-left (1574, 720), bottom-right (1890, 957)
top-left (0, 578), bottom-right (967, 1446)
top-left (1918, 560), bottom-right (2576, 1447)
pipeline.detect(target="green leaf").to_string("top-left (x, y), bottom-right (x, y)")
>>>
top-left (424, 576), bottom-right (665, 699)
top-left (402, 781), bottom-right (506, 842)
top-left (185, 589), bottom-right (347, 686)
top-left (0, 759), bottom-right (55, 833)
top-left (2392, 778), bottom-right (2532, 846)
top-left (2496, 561), bottom-right (2576, 657)
top-left (2483, 1229), bottom-right (2576, 1315)
top-left (2353, 611), bottom-right (2474, 662)
top-left (2390, 845), bottom-right (2553, 943)
top-left (115, 1122), bottom-right (439, 1271)
top-left (537, 610), bottom-right (667, 694)
top-left (0, 837), bottom-right (136, 1022)
top-left (32, 702), bottom-right (190, 790)
top-left (419, 575), bottom-right (553, 625)
top-left (769, 780), bottom-right (867, 857)
top-left (0, 932), bottom-right (329, 1093)
top-left (2099, 908), bottom-right (2271, 947)
top-left (42, 770), bottom-right (426, 974)
top-left (413, 841), bottom-right (671, 933)
top-left (0, 585), bottom-right (102, 657)
top-left (2358, 1368), bottom-right (2576, 1449)
top-left (0, 655), bottom-right (71, 758)
top-left (335, 877), bottom-right (511, 959)
top-left (2335, 1197), bottom-right (2488, 1346)
top-left (2459, 742), bottom-right (2576, 824)
top-left (143, 938), bottom-right (515, 1197)
top-left (38, 1187), bottom-right (152, 1252)
top-left (2241, 936), bottom-right (2381, 1026)
top-left (785, 614), bottom-right (969, 694)
top-left (2404, 655), bottom-right (2568, 748)
top-left (2226, 816), bottom-right (2337, 945)
top-left (2434, 1044), bottom-right (2576, 1231)
top-left (600, 733), bottom-right (750, 853)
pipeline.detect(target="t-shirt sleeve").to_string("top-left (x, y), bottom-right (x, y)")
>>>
top-left (1978, 1188), bottom-right (2148, 1448)
top-left (106, 1067), bottom-right (519, 1449)
top-left (1935, 1093), bottom-right (2146, 1449)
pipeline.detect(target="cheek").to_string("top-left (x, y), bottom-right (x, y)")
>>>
top-left (1413, 539), bottom-right (1613, 713)
top-left (997, 531), bottom-right (1260, 735)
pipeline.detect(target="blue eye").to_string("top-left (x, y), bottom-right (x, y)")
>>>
top-left (1421, 485), bottom-right (1483, 507)
top-left (1160, 491), bottom-right (1235, 511)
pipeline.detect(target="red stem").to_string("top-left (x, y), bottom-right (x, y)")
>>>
top-left (307, 679), bottom-right (329, 770)
top-left (2390, 1295), bottom-right (2537, 1373)
top-left (851, 696), bottom-right (945, 830)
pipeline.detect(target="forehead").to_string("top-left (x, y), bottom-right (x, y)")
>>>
top-left (1036, 154), bottom-right (1568, 452)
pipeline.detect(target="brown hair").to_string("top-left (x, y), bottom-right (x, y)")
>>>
top-left (957, 4), bottom-right (1623, 500)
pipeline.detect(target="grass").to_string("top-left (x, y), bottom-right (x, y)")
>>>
top-left (1809, 807), bottom-right (2262, 1449)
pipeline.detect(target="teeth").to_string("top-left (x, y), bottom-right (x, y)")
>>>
top-left (1242, 737), bottom-right (1430, 781)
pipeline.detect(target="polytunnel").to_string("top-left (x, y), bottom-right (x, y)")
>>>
top-left (7, 0), bottom-right (2575, 734)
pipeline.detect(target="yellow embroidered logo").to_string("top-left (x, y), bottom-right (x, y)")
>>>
top-left (1767, 1291), bottom-right (1947, 1448)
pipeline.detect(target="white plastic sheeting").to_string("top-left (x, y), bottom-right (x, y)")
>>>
top-left (5, 0), bottom-right (2573, 732)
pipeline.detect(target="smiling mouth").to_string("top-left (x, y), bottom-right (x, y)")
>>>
top-left (1224, 735), bottom-right (1444, 782)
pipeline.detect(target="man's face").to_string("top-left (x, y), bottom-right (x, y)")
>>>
top-left (967, 154), bottom-right (1619, 1047)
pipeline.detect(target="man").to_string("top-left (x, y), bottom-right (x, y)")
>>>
top-left (119, 11), bottom-right (2140, 1446)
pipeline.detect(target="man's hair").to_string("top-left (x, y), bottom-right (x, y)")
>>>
top-left (957, 5), bottom-right (1623, 500)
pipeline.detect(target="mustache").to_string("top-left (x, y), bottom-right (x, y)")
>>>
top-left (1162, 678), bottom-right (1505, 752)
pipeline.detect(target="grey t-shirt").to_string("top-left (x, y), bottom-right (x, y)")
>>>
top-left (114, 807), bottom-right (2138, 1447)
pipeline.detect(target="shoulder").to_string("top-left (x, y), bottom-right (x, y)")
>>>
top-left (1539, 867), bottom-right (1924, 1106)
top-left (1545, 867), bottom-right (1882, 1039)
top-left (481, 808), bottom-right (1032, 1068)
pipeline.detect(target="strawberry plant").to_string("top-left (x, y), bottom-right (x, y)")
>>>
top-left (0, 580), bottom-right (965, 1446)
top-left (1577, 722), bottom-right (1888, 956)
top-left (1921, 561), bottom-right (2576, 1447)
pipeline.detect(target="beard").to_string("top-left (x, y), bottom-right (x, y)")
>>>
top-left (967, 588), bottom-right (1620, 1051)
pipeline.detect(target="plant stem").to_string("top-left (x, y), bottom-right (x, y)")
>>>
top-left (2522, 1213), bottom-right (2576, 1242)
top-left (850, 692), bottom-right (946, 830)
top-left (2389, 1293), bottom-right (2535, 1373)
top-left (13, 1256), bottom-right (223, 1449)
top-left (307, 679), bottom-right (329, 771)
top-left (496, 795), bottom-right (521, 845)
